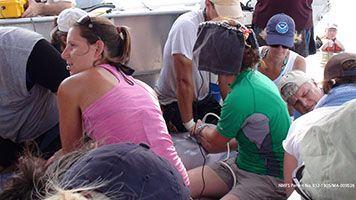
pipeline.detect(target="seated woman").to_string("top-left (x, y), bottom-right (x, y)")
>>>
top-left (50, 8), bottom-right (87, 53)
top-left (189, 19), bottom-right (291, 199)
top-left (258, 13), bottom-right (306, 117)
top-left (320, 23), bottom-right (345, 53)
top-left (258, 13), bottom-right (306, 86)
top-left (55, 16), bottom-right (188, 185)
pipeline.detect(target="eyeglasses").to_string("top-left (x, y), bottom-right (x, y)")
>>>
top-left (270, 44), bottom-right (289, 49)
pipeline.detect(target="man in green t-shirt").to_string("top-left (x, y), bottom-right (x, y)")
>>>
top-left (188, 20), bottom-right (291, 200)
top-left (217, 68), bottom-right (290, 179)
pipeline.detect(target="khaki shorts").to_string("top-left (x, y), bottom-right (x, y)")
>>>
top-left (209, 158), bottom-right (286, 200)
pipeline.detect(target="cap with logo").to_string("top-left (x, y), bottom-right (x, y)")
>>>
top-left (266, 13), bottom-right (295, 48)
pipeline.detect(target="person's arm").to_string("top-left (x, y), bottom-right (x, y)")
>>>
top-left (57, 77), bottom-right (84, 153)
top-left (284, 152), bottom-right (298, 197)
top-left (26, 39), bottom-right (69, 93)
top-left (22, 0), bottom-right (74, 17)
top-left (334, 39), bottom-right (345, 51)
top-left (292, 56), bottom-right (306, 72)
top-left (194, 125), bottom-right (236, 153)
top-left (218, 74), bottom-right (235, 100)
top-left (174, 54), bottom-right (195, 130)
top-left (320, 39), bottom-right (333, 51)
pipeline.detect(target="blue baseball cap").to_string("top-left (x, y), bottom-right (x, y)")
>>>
top-left (62, 143), bottom-right (190, 199)
top-left (266, 13), bottom-right (295, 48)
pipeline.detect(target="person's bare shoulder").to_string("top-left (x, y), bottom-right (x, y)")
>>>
top-left (293, 55), bottom-right (306, 72)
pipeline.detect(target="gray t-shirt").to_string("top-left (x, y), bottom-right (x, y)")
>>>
top-left (155, 10), bottom-right (209, 105)
top-left (0, 27), bottom-right (58, 142)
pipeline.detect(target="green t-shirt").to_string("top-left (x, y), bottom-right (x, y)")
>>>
top-left (217, 69), bottom-right (290, 179)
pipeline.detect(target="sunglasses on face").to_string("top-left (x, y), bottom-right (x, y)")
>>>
top-left (270, 44), bottom-right (289, 49)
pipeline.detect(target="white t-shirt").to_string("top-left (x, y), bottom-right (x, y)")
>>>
top-left (283, 106), bottom-right (340, 165)
top-left (155, 10), bottom-right (210, 105)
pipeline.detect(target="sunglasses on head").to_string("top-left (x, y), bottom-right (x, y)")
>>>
top-left (77, 15), bottom-right (94, 28)
top-left (270, 44), bottom-right (289, 49)
top-left (76, 15), bottom-right (102, 41)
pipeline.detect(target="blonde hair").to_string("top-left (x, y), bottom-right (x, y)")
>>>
top-left (259, 28), bottom-right (302, 44)
top-left (37, 146), bottom-right (110, 200)
top-left (43, 186), bottom-right (110, 200)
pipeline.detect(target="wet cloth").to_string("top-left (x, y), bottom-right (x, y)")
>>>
top-left (62, 143), bottom-right (190, 199)
top-left (193, 20), bottom-right (259, 76)
top-left (82, 64), bottom-right (189, 185)
top-left (193, 21), bottom-right (245, 75)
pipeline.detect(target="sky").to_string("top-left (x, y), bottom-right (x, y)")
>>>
top-left (306, 0), bottom-right (356, 82)
top-left (315, 0), bottom-right (356, 53)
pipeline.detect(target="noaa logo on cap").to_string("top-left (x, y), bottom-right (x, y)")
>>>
top-left (275, 22), bottom-right (289, 34)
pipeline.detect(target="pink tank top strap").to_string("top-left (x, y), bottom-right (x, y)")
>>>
top-left (99, 64), bottom-right (121, 79)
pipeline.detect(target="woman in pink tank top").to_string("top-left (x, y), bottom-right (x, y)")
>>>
top-left (55, 16), bottom-right (189, 185)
